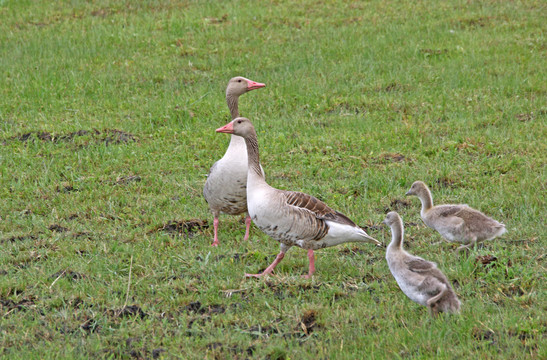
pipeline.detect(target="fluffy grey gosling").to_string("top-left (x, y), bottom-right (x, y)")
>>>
top-left (216, 117), bottom-right (381, 278)
top-left (384, 211), bottom-right (461, 317)
top-left (406, 181), bottom-right (506, 252)
top-left (203, 76), bottom-right (266, 247)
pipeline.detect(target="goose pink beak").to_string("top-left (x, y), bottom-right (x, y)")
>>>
top-left (216, 122), bottom-right (234, 134)
top-left (246, 79), bottom-right (266, 90)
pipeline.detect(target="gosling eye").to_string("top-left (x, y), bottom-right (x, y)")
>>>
top-left (237, 120), bottom-right (242, 123)
top-left (238, 80), bottom-right (242, 82)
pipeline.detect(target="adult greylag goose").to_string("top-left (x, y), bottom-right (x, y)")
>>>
top-left (384, 211), bottom-right (461, 317)
top-left (405, 181), bottom-right (507, 252)
top-left (216, 117), bottom-right (381, 278)
top-left (203, 77), bottom-right (265, 247)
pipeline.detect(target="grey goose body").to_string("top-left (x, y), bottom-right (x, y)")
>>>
top-left (203, 77), bottom-right (265, 246)
top-left (216, 117), bottom-right (381, 278)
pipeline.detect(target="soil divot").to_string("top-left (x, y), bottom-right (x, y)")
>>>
top-left (152, 219), bottom-right (208, 238)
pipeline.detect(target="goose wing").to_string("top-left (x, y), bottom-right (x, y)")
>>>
top-left (283, 190), bottom-right (356, 226)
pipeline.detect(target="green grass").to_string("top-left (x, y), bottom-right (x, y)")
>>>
top-left (0, 0), bottom-right (545, 358)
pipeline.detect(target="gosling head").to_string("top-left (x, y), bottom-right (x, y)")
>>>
top-left (405, 181), bottom-right (430, 198)
top-left (383, 211), bottom-right (401, 227)
top-left (226, 76), bottom-right (265, 97)
top-left (216, 117), bottom-right (256, 139)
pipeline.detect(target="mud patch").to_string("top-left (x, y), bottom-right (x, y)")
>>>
top-left (458, 16), bottom-right (491, 28)
top-left (0, 296), bottom-right (36, 315)
top-left (110, 305), bottom-right (148, 319)
top-left (10, 129), bottom-right (136, 146)
top-left (115, 175), bottom-right (141, 185)
top-left (247, 324), bottom-right (280, 339)
top-left (472, 328), bottom-right (496, 345)
top-left (56, 184), bottom-right (78, 193)
top-left (49, 224), bottom-right (69, 233)
top-left (390, 198), bottom-right (411, 210)
top-left (378, 82), bottom-right (405, 92)
top-left (80, 317), bottom-right (100, 333)
top-left (381, 153), bottom-right (406, 163)
top-left (72, 231), bottom-right (93, 240)
top-left (339, 246), bottom-right (367, 256)
top-left (360, 224), bottom-right (383, 232)
top-left (420, 48), bottom-right (448, 57)
top-left (1, 234), bottom-right (38, 244)
top-left (49, 270), bottom-right (86, 281)
top-left (298, 309), bottom-right (319, 336)
top-left (184, 301), bottom-right (226, 315)
top-left (476, 254), bottom-right (497, 266)
top-left (500, 284), bottom-right (525, 298)
top-left (124, 337), bottom-right (165, 359)
top-left (516, 112), bottom-right (535, 122)
top-left (151, 219), bottom-right (208, 238)
top-left (204, 14), bottom-right (229, 24)
top-left (435, 177), bottom-right (458, 188)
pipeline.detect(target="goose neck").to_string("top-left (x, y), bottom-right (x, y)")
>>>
top-left (244, 133), bottom-right (264, 179)
top-left (226, 93), bottom-right (239, 119)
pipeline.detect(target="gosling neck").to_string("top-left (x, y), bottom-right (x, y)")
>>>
top-left (388, 219), bottom-right (404, 250)
top-left (418, 189), bottom-right (434, 216)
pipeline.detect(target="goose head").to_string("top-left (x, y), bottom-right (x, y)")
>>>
top-left (405, 181), bottom-right (430, 198)
top-left (226, 76), bottom-right (265, 97)
top-left (216, 117), bottom-right (256, 139)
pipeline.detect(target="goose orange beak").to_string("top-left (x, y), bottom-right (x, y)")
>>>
top-left (216, 122), bottom-right (234, 134)
top-left (246, 79), bottom-right (265, 90)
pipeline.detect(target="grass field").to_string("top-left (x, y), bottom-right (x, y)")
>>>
top-left (0, 0), bottom-right (546, 358)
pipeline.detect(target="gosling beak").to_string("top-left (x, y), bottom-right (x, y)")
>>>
top-left (405, 190), bottom-right (412, 196)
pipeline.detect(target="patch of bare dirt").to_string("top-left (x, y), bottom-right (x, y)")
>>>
top-left (9, 129), bottom-right (136, 146)
top-left (420, 48), bottom-right (448, 56)
top-left (110, 305), bottom-right (148, 319)
top-left (204, 14), bottom-right (229, 24)
top-left (435, 177), bottom-right (459, 188)
top-left (183, 301), bottom-right (226, 315)
top-left (151, 219), bottom-right (208, 238)
top-left (1, 234), bottom-right (38, 243)
top-left (49, 224), bottom-right (69, 232)
top-left (49, 270), bottom-right (86, 281)
top-left (458, 16), bottom-right (491, 28)
top-left (476, 254), bottom-right (497, 266)
top-left (0, 296), bottom-right (36, 315)
top-left (381, 153), bottom-right (406, 162)
top-left (472, 328), bottom-right (497, 346)
top-left (298, 309), bottom-right (319, 336)
top-left (390, 198), bottom-right (411, 210)
top-left (115, 175), bottom-right (141, 185)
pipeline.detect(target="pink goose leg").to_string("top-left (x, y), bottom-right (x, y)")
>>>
top-left (302, 249), bottom-right (316, 279)
top-left (211, 216), bottom-right (220, 247)
top-left (245, 251), bottom-right (285, 278)
top-left (243, 215), bottom-right (252, 241)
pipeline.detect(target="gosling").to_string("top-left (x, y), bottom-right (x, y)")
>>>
top-left (384, 211), bottom-right (461, 317)
top-left (406, 181), bottom-right (506, 251)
